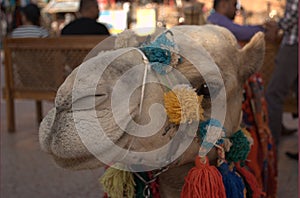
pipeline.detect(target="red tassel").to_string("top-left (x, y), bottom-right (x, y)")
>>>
top-left (148, 172), bottom-right (161, 198)
top-left (235, 163), bottom-right (266, 198)
top-left (181, 156), bottom-right (226, 198)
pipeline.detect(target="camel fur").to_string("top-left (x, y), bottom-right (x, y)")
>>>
top-left (39, 24), bottom-right (265, 198)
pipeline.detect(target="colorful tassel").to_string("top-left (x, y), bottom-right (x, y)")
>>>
top-left (164, 85), bottom-right (204, 124)
top-left (215, 142), bottom-right (246, 198)
top-left (217, 163), bottom-right (246, 198)
top-left (226, 129), bottom-right (251, 164)
top-left (235, 163), bottom-right (265, 198)
top-left (181, 156), bottom-right (226, 198)
top-left (139, 30), bottom-right (180, 75)
top-left (99, 166), bottom-right (135, 198)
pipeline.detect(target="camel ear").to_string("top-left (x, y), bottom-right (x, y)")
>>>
top-left (239, 32), bottom-right (265, 82)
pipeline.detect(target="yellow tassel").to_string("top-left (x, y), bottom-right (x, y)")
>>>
top-left (99, 166), bottom-right (135, 198)
top-left (164, 85), bottom-right (204, 124)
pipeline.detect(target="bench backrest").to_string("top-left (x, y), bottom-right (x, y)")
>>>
top-left (3, 36), bottom-right (110, 100)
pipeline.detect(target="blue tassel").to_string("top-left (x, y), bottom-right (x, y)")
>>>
top-left (217, 163), bottom-right (245, 198)
top-left (139, 31), bottom-right (180, 75)
top-left (139, 47), bottom-right (171, 75)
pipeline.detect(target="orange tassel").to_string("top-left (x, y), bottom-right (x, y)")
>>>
top-left (181, 156), bottom-right (226, 198)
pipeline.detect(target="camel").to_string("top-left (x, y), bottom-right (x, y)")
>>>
top-left (39, 24), bottom-right (265, 197)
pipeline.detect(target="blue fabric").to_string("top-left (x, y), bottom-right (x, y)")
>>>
top-left (207, 12), bottom-right (264, 41)
top-left (218, 163), bottom-right (245, 198)
top-left (198, 118), bottom-right (225, 146)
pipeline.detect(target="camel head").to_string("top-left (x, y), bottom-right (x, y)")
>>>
top-left (39, 25), bottom-right (265, 172)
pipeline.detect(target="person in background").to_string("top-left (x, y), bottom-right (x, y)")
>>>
top-left (1, 3), bottom-right (7, 47)
top-left (265, 0), bottom-right (298, 149)
top-left (61, 0), bottom-right (110, 35)
top-left (207, 0), bottom-right (265, 41)
top-left (11, 3), bottom-right (49, 38)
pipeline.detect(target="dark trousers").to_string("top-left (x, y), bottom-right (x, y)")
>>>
top-left (265, 43), bottom-right (298, 146)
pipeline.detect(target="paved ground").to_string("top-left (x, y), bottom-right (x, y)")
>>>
top-left (1, 101), bottom-right (105, 198)
top-left (277, 113), bottom-right (298, 197)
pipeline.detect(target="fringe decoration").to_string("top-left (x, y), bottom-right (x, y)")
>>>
top-left (235, 163), bottom-right (265, 198)
top-left (181, 156), bottom-right (226, 198)
top-left (164, 85), bottom-right (204, 124)
top-left (217, 163), bottom-right (246, 198)
top-left (99, 166), bottom-right (135, 198)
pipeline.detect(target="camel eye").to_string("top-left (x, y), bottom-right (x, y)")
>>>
top-left (196, 83), bottom-right (210, 98)
top-left (242, 89), bottom-right (247, 102)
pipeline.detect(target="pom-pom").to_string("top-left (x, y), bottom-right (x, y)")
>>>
top-left (226, 129), bottom-right (251, 163)
top-left (140, 47), bottom-right (172, 75)
top-left (139, 30), bottom-right (180, 75)
top-left (164, 85), bottom-right (204, 124)
top-left (181, 156), bottom-right (226, 198)
top-left (241, 128), bottom-right (254, 146)
top-left (100, 166), bottom-right (135, 198)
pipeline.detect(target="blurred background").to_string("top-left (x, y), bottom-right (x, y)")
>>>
top-left (1, 0), bottom-right (286, 37)
top-left (0, 0), bottom-right (298, 197)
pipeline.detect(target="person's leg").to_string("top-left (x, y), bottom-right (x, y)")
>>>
top-left (265, 44), bottom-right (298, 146)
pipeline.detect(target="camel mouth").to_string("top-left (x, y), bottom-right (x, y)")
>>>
top-left (52, 153), bottom-right (102, 170)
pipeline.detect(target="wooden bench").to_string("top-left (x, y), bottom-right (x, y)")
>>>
top-left (3, 36), bottom-right (111, 132)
